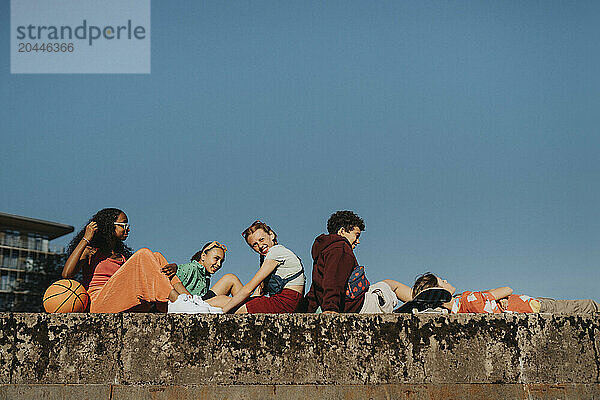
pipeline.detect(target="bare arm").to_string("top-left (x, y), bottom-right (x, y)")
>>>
top-left (251, 282), bottom-right (264, 297)
top-left (221, 259), bottom-right (279, 313)
top-left (172, 281), bottom-right (191, 296)
top-left (160, 263), bottom-right (191, 295)
top-left (382, 279), bottom-right (413, 302)
top-left (62, 222), bottom-right (97, 278)
top-left (488, 286), bottom-right (513, 301)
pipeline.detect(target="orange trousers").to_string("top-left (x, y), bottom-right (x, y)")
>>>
top-left (89, 248), bottom-right (180, 313)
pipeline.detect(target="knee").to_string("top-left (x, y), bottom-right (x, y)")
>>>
top-left (136, 248), bottom-right (153, 256)
top-left (133, 248), bottom-right (167, 265)
top-left (223, 273), bottom-right (241, 283)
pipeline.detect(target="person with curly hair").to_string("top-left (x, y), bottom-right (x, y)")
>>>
top-left (62, 208), bottom-right (207, 313)
top-left (305, 210), bottom-right (413, 314)
top-left (220, 220), bottom-right (305, 314)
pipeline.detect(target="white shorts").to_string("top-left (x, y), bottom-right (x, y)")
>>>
top-left (359, 281), bottom-right (398, 314)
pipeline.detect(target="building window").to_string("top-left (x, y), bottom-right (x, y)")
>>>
top-left (6, 231), bottom-right (19, 247)
top-left (1, 272), bottom-right (8, 291)
top-left (28, 235), bottom-right (36, 250)
top-left (8, 272), bottom-right (16, 290)
top-left (8, 253), bottom-right (18, 269)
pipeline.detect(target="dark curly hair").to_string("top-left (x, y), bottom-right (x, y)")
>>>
top-left (327, 210), bottom-right (365, 234)
top-left (67, 208), bottom-right (133, 259)
top-left (412, 272), bottom-right (438, 297)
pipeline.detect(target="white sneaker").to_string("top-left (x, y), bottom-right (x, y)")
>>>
top-left (207, 305), bottom-right (224, 314)
top-left (192, 295), bottom-right (224, 314)
top-left (168, 294), bottom-right (210, 314)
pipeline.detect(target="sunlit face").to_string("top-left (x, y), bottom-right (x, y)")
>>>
top-left (200, 247), bottom-right (225, 274)
top-left (114, 212), bottom-right (130, 241)
top-left (337, 226), bottom-right (361, 249)
top-left (437, 276), bottom-right (456, 295)
top-left (246, 228), bottom-right (276, 256)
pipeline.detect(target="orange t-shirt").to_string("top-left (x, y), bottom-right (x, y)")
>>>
top-left (450, 291), bottom-right (541, 314)
top-left (450, 291), bottom-right (502, 314)
top-left (503, 294), bottom-right (541, 313)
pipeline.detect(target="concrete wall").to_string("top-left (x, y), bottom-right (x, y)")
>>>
top-left (1, 312), bottom-right (599, 399)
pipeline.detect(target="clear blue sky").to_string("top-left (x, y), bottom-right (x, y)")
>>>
top-left (2, 1), bottom-right (599, 301)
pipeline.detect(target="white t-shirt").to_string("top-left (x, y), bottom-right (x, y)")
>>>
top-left (265, 244), bottom-right (305, 288)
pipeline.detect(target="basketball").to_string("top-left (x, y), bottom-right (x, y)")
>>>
top-left (43, 279), bottom-right (90, 313)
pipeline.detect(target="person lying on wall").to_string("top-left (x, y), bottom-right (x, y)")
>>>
top-left (401, 272), bottom-right (600, 314)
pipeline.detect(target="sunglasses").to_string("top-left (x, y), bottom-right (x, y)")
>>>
top-left (114, 222), bottom-right (130, 230)
top-left (203, 241), bottom-right (227, 254)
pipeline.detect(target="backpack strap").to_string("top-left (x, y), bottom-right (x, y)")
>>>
top-left (282, 269), bottom-right (303, 284)
top-left (265, 269), bottom-right (304, 295)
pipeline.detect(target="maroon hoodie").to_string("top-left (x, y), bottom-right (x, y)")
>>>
top-left (305, 233), bottom-right (365, 313)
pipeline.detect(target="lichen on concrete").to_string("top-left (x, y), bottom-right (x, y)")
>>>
top-left (1, 312), bottom-right (599, 389)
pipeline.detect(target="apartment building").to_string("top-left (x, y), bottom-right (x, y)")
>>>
top-left (0, 212), bottom-right (73, 311)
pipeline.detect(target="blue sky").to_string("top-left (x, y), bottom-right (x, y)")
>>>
top-left (2, 1), bottom-right (599, 301)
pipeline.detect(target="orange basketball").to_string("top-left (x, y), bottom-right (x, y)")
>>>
top-left (43, 279), bottom-right (90, 313)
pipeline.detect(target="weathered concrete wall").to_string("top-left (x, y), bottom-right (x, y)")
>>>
top-left (2, 383), bottom-right (600, 400)
top-left (1, 313), bottom-right (599, 399)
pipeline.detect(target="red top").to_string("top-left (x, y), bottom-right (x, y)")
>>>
top-left (85, 252), bottom-right (126, 293)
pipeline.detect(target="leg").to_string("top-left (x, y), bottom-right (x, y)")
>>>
top-left (579, 299), bottom-right (600, 313)
top-left (205, 294), bottom-right (233, 308)
top-left (171, 281), bottom-right (190, 298)
top-left (208, 292), bottom-right (251, 313)
top-left (243, 289), bottom-right (302, 314)
top-left (90, 248), bottom-right (179, 313)
top-left (168, 289), bottom-right (181, 302)
top-left (542, 298), bottom-right (600, 314)
top-left (210, 273), bottom-right (243, 296)
top-left (125, 301), bottom-right (153, 312)
top-left (234, 304), bottom-right (249, 314)
top-left (382, 279), bottom-right (413, 302)
top-left (361, 282), bottom-right (399, 313)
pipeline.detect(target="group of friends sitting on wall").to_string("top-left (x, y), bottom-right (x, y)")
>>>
top-left (62, 208), bottom-right (600, 315)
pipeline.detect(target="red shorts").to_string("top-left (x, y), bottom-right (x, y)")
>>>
top-left (245, 288), bottom-right (303, 314)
